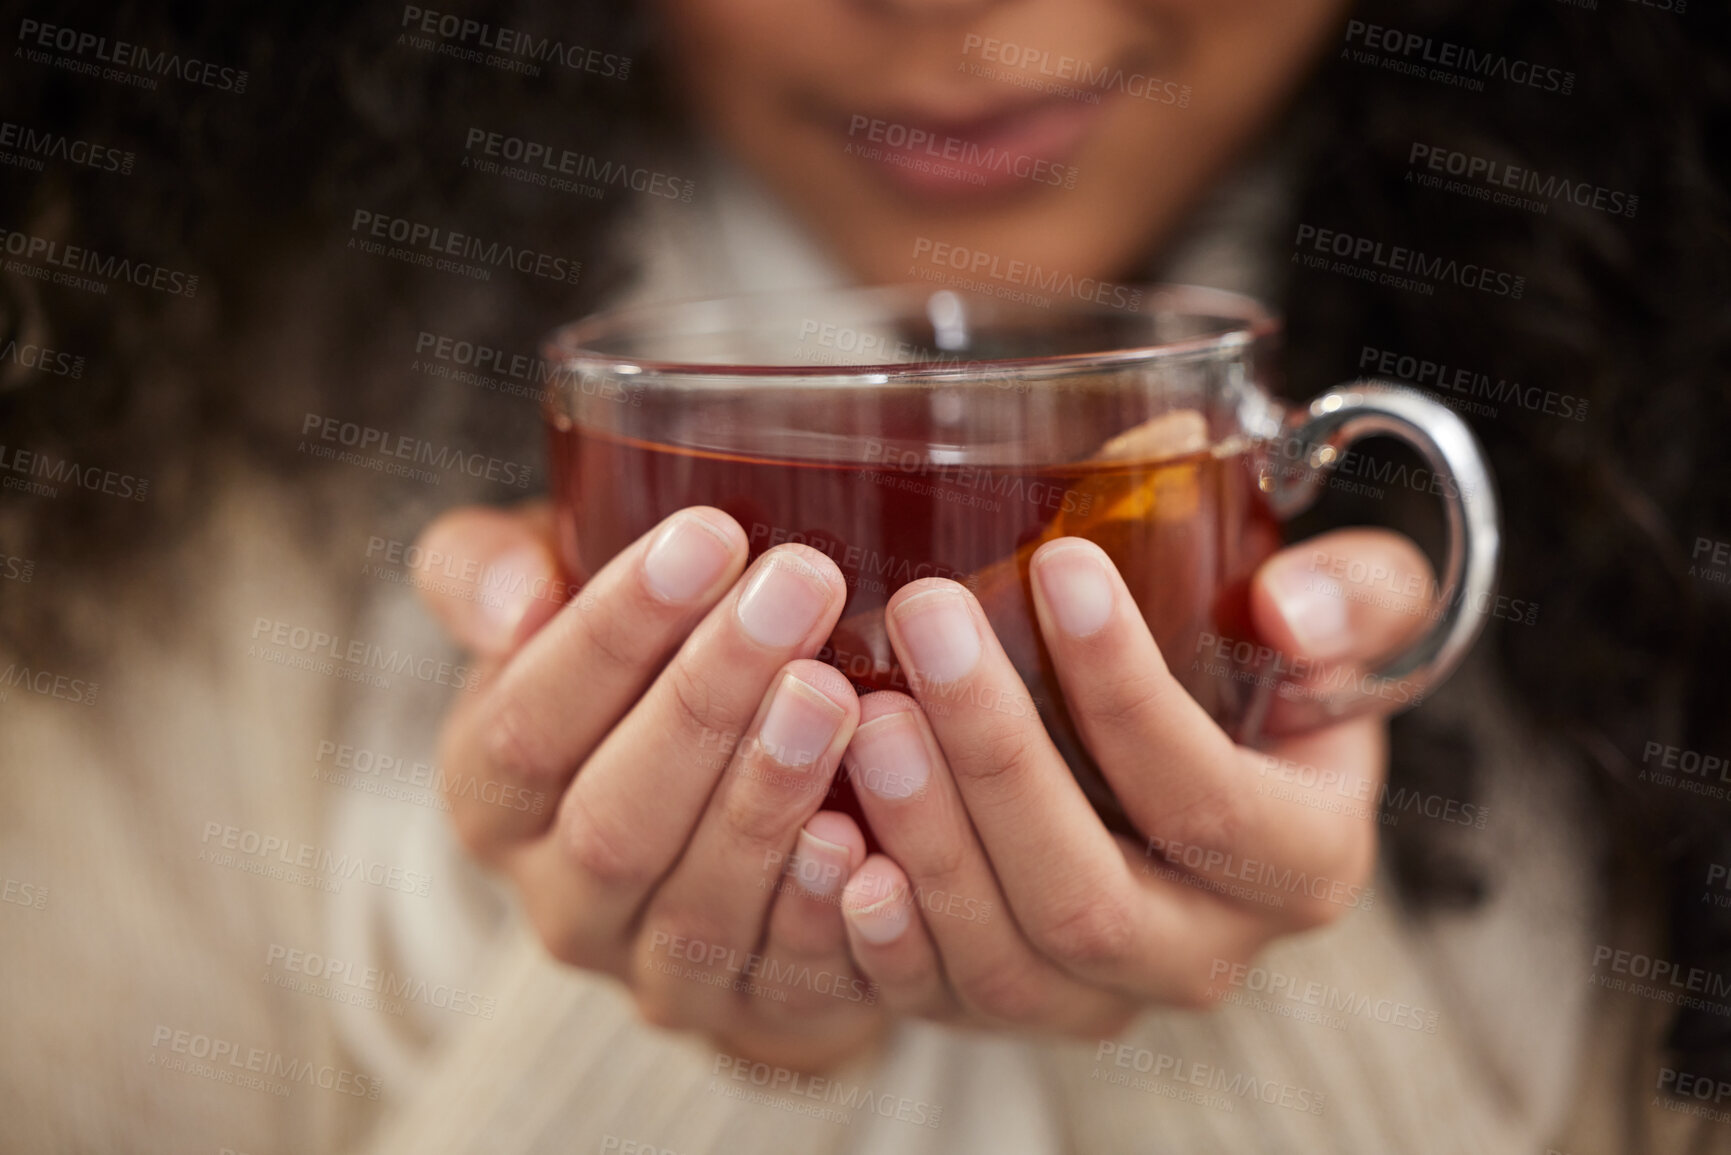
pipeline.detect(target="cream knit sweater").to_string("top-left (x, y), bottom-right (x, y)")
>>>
top-left (0, 150), bottom-right (1701, 1155)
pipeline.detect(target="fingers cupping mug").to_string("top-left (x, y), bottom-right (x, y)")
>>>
top-left (542, 286), bottom-right (1500, 830)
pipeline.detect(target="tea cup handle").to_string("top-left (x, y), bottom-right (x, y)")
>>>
top-left (1248, 381), bottom-right (1501, 737)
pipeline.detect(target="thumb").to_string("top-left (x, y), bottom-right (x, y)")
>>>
top-left (1250, 528), bottom-right (1435, 665)
top-left (411, 501), bottom-right (568, 658)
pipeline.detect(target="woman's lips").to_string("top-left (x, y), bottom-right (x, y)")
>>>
top-left (840, 97), bottom-right (1102, 203)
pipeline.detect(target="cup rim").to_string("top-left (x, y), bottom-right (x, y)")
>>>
top-left (542, 282), bottom-right (1279, 381)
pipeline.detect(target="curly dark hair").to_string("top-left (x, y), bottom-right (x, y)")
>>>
top-left (1282, 0), bottom-right (1731, 1081)
top-left (3, 0), bottom-right (1729, 1095)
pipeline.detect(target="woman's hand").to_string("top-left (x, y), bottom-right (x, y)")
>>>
top-left (415, 503), bottom-right (886, 1073)
top-left (831, 530), bottom-right (1432, 1037)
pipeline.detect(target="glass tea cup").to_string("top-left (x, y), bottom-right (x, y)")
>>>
top-left (543, 285), bottom-right (1498, 831)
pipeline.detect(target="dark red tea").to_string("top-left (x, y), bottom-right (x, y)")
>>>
top-left (549, 391), bottom-right (1279, 830)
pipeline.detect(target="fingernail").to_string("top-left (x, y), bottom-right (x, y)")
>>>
top-left (757, 674), bottom-right (846, 770)
top-left (1034, 545), bottom-right (1115, 638)
top-left (736, 555), bottom-right (831, 647)
top-left (789, 828), bottom-right (850, 899)
top-left (845, 714), bottom-right (931, 800)
top-left (1266, 563), bottom-right (1351, 658)
top-left (476, 544), bottom-right (551, 651)
top-left (891, 588), bottom-right (980, 683)
top-left (843, 876), bottom-right (911, 945)
top-left (643, 512), bottom-right (736, 603)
